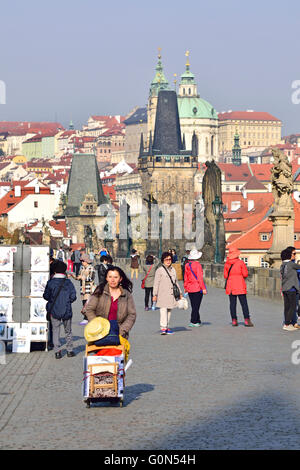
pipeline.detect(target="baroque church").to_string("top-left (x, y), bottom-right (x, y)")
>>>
top-left (147, 50), bottom-right (218, 162)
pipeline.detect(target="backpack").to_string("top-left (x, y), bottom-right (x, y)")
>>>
top-left (57, 250), bottom-right (63, 261)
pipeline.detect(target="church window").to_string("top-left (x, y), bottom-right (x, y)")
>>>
top-left (188, 88), bottom-right (191, 95)
top-left (34, 201), bottom-right (38, 208)
top-left (183, 88), bottom-right (185, 95)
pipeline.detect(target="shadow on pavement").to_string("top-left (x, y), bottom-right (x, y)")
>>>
top-left (124, 383), bottom-right (155, 406)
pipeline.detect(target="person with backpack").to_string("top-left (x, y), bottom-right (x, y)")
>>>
top-left (224, 246), bottom-right (254, 327)
top-left (184, 249), bottom-right (207, 327)
top-left (43, 260), bottom-right (77, 359)
top-left (72, 249), bottom-right (82, 277)
top-left (141, 255), bottom-right (156, 310)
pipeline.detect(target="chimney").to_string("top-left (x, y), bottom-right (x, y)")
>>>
top-left (248, 200), bottom-right (254, 211)
top-left (14, 185), bottom-right (21, 197)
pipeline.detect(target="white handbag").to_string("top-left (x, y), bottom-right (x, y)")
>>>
top-left (177, 297), bottom-right (189, 310)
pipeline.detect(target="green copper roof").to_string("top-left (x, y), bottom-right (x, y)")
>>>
top-left (177, 96), bottom-right (218, 120)
top-left (180, 64), bottom-right (195, 84)
top-left (149, 54), bottom-right (169, 97)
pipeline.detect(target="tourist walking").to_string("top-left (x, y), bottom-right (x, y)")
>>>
top-left (280, 248), bottom-right (300, 331)
top-left (184, 249), bottom-right (207, 327)
top-left (153, 251), bottom-right (182, 335)
top-left (43, 260), bottom-right (77, 359)
top-left (73, 248), bottom-right (82, 277)
top-left (130, 249), bottom-right (140, 279)
top-left (56, 247), bottom-right (65, 262)
top-left (66, 248), bottom-right (74, 272)
top-left (224, 246), bottom-right (254, 327)
top-left (142, 254), bottom-right (156, 310)
top-left (85, 266), bottom-right (136, 339)
top-left (97, 254), bottom-right (109, 285)
top-left (71, 254), bottom-right (96, 325)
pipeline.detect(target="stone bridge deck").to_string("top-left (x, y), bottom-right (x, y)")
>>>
top-left (0, 277), bottom-right (300, 450)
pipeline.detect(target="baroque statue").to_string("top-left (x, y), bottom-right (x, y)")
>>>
top-left (270, 148), bottom-right (293, 211)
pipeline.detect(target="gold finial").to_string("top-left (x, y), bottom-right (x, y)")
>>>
top-left (158, 47), bottom-right (162, 59)
top-left (185, 50), bottom-right (190, 67)
top-left (174, 73), bottom-right (177, 87)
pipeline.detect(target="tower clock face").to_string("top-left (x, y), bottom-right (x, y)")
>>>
top-left (193, 107), bottom-right (197, 115)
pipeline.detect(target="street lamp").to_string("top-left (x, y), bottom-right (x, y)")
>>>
top-left (159, 210), bottom-right (163, 258)
top-left (212, 195), bottom-right (223, 264)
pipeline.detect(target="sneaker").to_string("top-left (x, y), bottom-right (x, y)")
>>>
top-left (160, 328), bottom-right (167, 335)
top-left (79, 320), bottom-right (88, 326)
top-left (189, 323), bottom-right (201, 327)
top-left (166, 329), bottom-right (175, 335)
top-left (244, 318), bottom-right (254, 327)
top-left (55, 351), bottom-right (62, 359)
top-left (283, 324), bottom-right (297, 331)
top-left (67, 351), bottom-right (76, 357)
top-left (232, 319), bottom-right (238, 327)
top-left (145, 307), bottom-right (149, 311)
top-left (293, 323), bottom-right (300, 329)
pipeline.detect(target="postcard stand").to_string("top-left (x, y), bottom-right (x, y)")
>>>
top-left (0, 244), bottom-right (49, 352)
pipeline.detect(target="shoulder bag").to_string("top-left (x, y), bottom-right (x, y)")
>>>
top-left (162, 265), bottom-right (181, 300)
top-left (141, 265), bottom-right (153, 289)
top-left (224, 264), bottom-right (234, 289)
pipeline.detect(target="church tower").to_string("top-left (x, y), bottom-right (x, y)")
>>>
top-left (232, 128), bottom-right (242, 166)
top-left (140, 89), bottom-right (198, 254)
top-left (147, 49), bottom-right (170, 138)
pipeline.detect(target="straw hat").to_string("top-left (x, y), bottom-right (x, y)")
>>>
top-left (227, 246), bottom-right (241, 260)
top-left (84, 317), bottom-right (110, 343)
top-left (188, 249), bottom-right (202, 260)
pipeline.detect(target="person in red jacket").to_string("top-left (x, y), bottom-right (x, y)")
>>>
top-left (224, 246), bottom-right (254, 327)
top-left (184, 249), bottom-right (207, 327)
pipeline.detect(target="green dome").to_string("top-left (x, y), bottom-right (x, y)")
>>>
top-left (177, 96), bottom-right (218, 120)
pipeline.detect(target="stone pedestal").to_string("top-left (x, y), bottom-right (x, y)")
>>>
top-left (265, 210), bottom-right (295, 268)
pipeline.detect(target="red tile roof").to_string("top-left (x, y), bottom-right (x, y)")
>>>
top-left (243, 175), bottom-right (267, 190)
top-left (0, 186), bottom-right (51, 214)
top-left (49, 220), bottom-right (68, 237)
top-left (218, 111), bottom-right (281, 122)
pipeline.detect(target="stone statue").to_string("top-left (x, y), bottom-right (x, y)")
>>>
top-left (270, 148), bottom-right (293, 211)
top-left (201, 160), bottom-right (225, 262)
top-left (265, 149), bottom-right (294, 268)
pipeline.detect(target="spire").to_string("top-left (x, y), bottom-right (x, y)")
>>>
top-left (69, 119), bottom-right (74, 130)
top-left (192, 131), bottom-right (198, 157)
top-left (152, 90), bottom-right (182, 155)
top-left (232, 127), bottom-right (242, 166)
top-left (149, 48), bottom-right (170, 97)
top-left (139, 133), bottom-right (144, 158)
top-left (178, 50), bottom-right (197, 97)
top-left (148, 130), bottom-right (153, 154)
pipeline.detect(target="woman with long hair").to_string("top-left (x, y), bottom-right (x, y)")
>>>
top-left (85, 266), bottom-right (136, 339)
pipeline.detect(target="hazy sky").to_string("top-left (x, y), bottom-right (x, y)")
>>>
top-left (1, 0), bottom-right (300, 134)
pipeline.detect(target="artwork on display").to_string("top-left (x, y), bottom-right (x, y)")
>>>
top-left (31, 273), bottom-right (48, 297)
top-left (30, 322), bottom-right (48, 340)
top-left (0, 298), bottom-right (13, 323)
top-left (12, 324), bottom-right (31, 353)
top-left (31, 247), bottom-right (50, 272)
top-left (0, 323), bottom-right (6, 340)
top-left (0, 273), bottom-right (13, 296)
top-left (30, 298), bottom-right (47, 322)
top-left (0, 247), bottom-right (13, 272)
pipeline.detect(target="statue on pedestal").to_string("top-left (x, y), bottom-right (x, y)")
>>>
top-left (265, 149), bottom-right (294, 268)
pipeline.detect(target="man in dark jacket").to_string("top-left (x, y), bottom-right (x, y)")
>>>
top-left (280, 248), bottom-right (300, 331)
top-left (97, 255), bottom-right (108, 285)
top-left (43, 260), bottom-right (77, 358)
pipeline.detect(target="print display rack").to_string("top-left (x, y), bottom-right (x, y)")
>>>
top-left (0, 244), bottom-right (49, 350)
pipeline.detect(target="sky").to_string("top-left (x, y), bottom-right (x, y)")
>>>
top-left (1, 0), bottom-right (300, 135)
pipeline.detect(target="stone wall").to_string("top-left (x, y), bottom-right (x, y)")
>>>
top-left (114, 259), bottom-right (282, 302)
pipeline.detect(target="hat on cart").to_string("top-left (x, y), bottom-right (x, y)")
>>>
top-left (84, 317), bottom-right (110, 343)
top-left (188, 249), bottom-right (202, 260)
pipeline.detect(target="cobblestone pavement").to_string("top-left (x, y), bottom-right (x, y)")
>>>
top-left (1, 275), bottom-right (300, 450)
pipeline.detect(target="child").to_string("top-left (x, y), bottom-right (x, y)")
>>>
top-left (43, 260), bottom-right (77, 358)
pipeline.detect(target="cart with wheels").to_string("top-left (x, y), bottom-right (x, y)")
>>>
top-left (83, 344), bottom-right (125, 408)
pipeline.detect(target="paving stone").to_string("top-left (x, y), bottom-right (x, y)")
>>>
top-left (0, 276), bottom-right (300, 449)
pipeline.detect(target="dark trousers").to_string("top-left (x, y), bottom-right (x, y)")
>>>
top-left (283, 291), bottom-right (297, 326)
top-left (229, 294), bottom-right (250, 320)
top-left (145, 287), bottom-right (153, 308)
top-left (82, 299), bottom-right (87, 321)
top-left (188, 291), bottom-right (203, 324)
top-left (74, 263), bottom-right (81, 277)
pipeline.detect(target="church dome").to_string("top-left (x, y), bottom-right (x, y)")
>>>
top-left (177, 95), bottom-right (218, 120)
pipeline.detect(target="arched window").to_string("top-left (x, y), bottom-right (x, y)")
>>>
top-left (183, 88), bottom-right (185, 95)
top-left (188, 88), bottom-right (191, 95)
